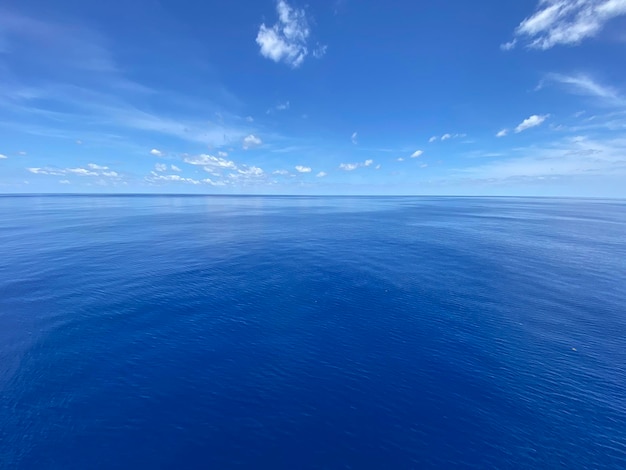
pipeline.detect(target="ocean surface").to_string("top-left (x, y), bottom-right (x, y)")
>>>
top-left (1, 195), bottom-right (625, 469)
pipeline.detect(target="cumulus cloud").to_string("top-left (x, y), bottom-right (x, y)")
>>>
top-left (217, 151), bottom-right (229, 158)
top-left (27, 165), bottom-right (122, 179)
top-left (155, 163), bottom-right (168, 172)
top-left (504, 0), bottom-right (626, 50)
top-left (295, 165), bottom-right (312, 173)
top-left (256, 0), bottom-right (321, 68)
top-left (316, 171), bottom-right (327, 177)
top-left (339, 158), bottom-right (374, 170)
top-left (242, 134), bottom-right (262, 149)
top-left (273, 169), bottom-right (289, 175)
top-left (87, 163), bottom-right (108, 170)
top-left (410, 150), bottom-right (424, 158)
top-left (180, 153), bottom-right (267, 186)
top-left (351, 131), bottom-right (358, 144)
top-left (431, 133), bottom-right (465, 142)
top-left (497, 129), bottom-right (509, 138)
top-left (397, 157), bottom-right (405, 162)
top-left (150, 148), bottom-right (164, 157)
top-left (147, 173), bottom-right (201, 185)
top-left (515, 114), bottom-right (549, 133)
top-left (184, 154), bottom-right (237, 170)
top-left (339, 163), bottom-right (359, 171)
top-left (0, 154), bottom-right (7, 159)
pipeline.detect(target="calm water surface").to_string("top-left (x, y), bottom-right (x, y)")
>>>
top-left (1, 196), bottom-right (625, 469)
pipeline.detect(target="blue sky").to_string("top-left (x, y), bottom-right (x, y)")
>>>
top-left (1, 0), bottom-right (626, 195)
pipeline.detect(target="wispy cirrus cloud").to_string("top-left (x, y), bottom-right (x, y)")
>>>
top-left (256, 0), bottom-right (324, 68)
top-left (538, 73), bottom-right (625, 105)
top-left (503, 0), bottom-right (626, 50)
top-left (458, 135), bottom-right (626, 181)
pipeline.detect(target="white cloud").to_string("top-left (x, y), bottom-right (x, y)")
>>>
top-left (87, 163), bottom-right (108, 170)
top-left (459, 135), bottom-right (626, 181)
top-left (217, 151), bottom-right (229, 158)
top-left (515, 114), bottom-right (549, 133)
top-left (339, 163), bottom-right (359, 171)
top-left (375, 164), bottom-right (381, 170)
top-left (429, 136), bottom-right (438, 143)
top-left (541, 73), bottom-right (625, 105)
top-left (147, 173), bottom-right (201, 185)
top-left (273, 169), bottom-right (289, 175)
top-left (397, 157), bottom-right (405, 162)
top-left (496, 129), bottom-right (509, 138)
top-left (441, 133), bottom-right (452, 141)
top-left (316, 171), bottom-right (327, 177)
top-left (155, 163), bottom-right (168, 172)
top-left (28, 165), bottom-right (123, 179)
top-left (0, 154), bottom-right (7, 159)
top-left (276, 101), bottom-right (290, 111)
top-left (313, 44), bottom-right (328, 58)
top-left (184, 154), bottom-right (236, 170)
top-left (420, 163), bottom-right (429, 168)
top-left (170, 164), bottom-right (182, 172)
top-left (505, 0), bottom-right (626, 50)
top-left (295, 165), bottom-right (312, 173)
top-left (242, 134), bottom-right (262, 149)
top-left (66, 167), bottom-right (98, 176)
top-left (18, 151), bottom-right (27, 156)
top-left (256, 0), bottom-right (318, 68)
top-left (245, 116), bottom-right (254, 122)
top-left (27, 167), bottom-right (65, 176)
top-left (351, 131), bottom-right (358, 144)
top-left (238, 166), bottom-right (264, 176)
top-left (339, 158), bottom-right (374, 170)
top-left (59, 179), bottom-right (70, 184)
top-left (202, 178), bottom-right (227, 186)
top-left (76, 140), bottom-right (83, 145)
top-left (500, 39), bottom-right (517, 50)
top-left (150, 148), bottom-right (164, 157)
top-left (410, 150), bottom-right (424, 158)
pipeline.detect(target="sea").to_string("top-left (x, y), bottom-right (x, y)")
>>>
top-left (0, 195), bottom-right (625, 469)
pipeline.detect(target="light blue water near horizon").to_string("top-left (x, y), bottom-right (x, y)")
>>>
top-left (1, 195), bottom-right (625, 469)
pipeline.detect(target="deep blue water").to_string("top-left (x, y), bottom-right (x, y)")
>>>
top-left (1, 196), bottom-right (625, 469)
